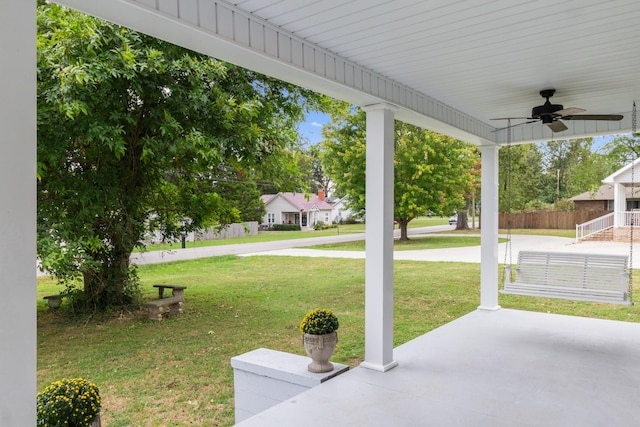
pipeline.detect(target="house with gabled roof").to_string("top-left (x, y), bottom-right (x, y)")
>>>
top-left (261, 190), bottom-right (333, 229)
top-left (572, 158), bottom-right (640, 241)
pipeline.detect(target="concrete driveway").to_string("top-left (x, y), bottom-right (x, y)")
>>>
top-left (239, 231), bottom-right (640, 268)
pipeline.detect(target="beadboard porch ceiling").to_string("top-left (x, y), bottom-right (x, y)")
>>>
top-left (58, 0), bottom-right (640, 145)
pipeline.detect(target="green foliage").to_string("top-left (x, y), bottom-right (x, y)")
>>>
top-left (37, 377), bottom-right (101, 427)
top-left (271, 224), bottom-right (302, 231)
top-left (300, 308), bottom-right (340, 335)
top-left (296, 144), bottom-right (333, 194)
top-left (500, 137), bottom-right (631, 212)
top-left (36, 4), bottom-right (318, 310)
top-left (499, 144), bottom-right (544, 212)
top-left (553, 198), bottom-right (575, 212)
top-left (320, 106), bottom-right (478, 239)
top-left (603, 135), bottom-right (640, 168)
top-left (213, 170), bottom-right (266, 222)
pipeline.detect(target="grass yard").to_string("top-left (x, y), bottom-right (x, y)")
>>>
top-left (37, 255), bottom-right (640, 426)
top-left (307, 235), bottom-right (507, 251)
top-left (135, 226), bottom-right (362, 252)
top-left (138, 216), bottom-right (450, 252)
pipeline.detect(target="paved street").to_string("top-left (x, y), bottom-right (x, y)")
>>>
top-left (129, 225), bottom-right (453, 265)
top-left (39, 225), bottom-right (640, 275)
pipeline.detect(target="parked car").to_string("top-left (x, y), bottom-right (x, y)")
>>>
top-left (448, 214), bottom-right (457, 225)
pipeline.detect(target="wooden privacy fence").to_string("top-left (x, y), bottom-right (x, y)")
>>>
top-left (194, 221), bottom-right (258, 240)
top-left (499, 210), bottom-right (610, 230)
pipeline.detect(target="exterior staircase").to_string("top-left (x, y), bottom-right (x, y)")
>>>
top-left (575, 212), bottom-right (614, 242)
top-left (580, 228), bottom-right (614, 241)
top-left (576, 212), bottom-right (640, 242)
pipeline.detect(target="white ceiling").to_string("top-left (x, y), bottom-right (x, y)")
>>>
top-left (58, 0), bottom-right (640, 145)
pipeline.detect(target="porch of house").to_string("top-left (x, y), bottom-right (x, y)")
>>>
top-left (236, 308), bottom-right (640, 427)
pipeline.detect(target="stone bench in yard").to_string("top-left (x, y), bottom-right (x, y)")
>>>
top-left (145, 285), bottom-right (187, 321)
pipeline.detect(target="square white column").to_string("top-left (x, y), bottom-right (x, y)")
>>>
top-left (0, 2), bottom-right (37, 425)
top-left (613, 183), bottom-right (626, 227)
top-left (360, 104), bottom-right (398, 372)
top-left (479, 144), bottom-right (501, 311)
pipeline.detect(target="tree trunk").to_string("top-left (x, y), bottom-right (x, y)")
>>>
top-left (456, 199), bottom-right (472, 230)
top-left (399, 219), bottom-right (410, 241)
top-left (82, 241), bottom-right (137, 310)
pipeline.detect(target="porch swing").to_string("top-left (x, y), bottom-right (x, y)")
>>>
top-left (499, 109), bottom-right (636, 306)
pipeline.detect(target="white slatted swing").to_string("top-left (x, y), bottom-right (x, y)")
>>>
top-left (502, 251), bottom-right (631, 305)
top-left (500, 107), bottom-right (637, 305)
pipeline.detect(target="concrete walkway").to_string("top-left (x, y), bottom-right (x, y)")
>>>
top-left (239, 232), bottom-right (640, 268)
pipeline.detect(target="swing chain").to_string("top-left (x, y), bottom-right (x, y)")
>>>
top-left (629, 102), bottom-right (637, 302)
top-left (502, 121), bottom-right (513, 285)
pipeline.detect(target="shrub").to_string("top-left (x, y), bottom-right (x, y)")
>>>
top-left (37, 377), bottom-right (101, 427)
top-left (271, 223), bottom-right (301, 231)
top-left (300, 308), bottom-right (339, 335)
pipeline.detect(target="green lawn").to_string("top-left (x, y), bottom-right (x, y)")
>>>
top-left (137, 216), bottom-right (450, 252)
top-left (135, 226), bottom-right (362, 252)
top-left (307, 235), bottom-right (507, 251)
top-left (37, 255), bottom-right (640, 426)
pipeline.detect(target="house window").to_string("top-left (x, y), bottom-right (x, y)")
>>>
top-left (267, 212), bottom-right (275, 224)
top-left (324, 212), bottom-right (330, 223)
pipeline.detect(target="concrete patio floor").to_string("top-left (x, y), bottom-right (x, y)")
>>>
top-left (235, 308), bottom-right (640, 426)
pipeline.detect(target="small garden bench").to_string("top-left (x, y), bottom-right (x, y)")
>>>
top-left (501, 251), bottom-right (631, 305)
top-left (43, 294), bottom-right (62, 310)
top-left (146, 285), bottom-right (187, 321)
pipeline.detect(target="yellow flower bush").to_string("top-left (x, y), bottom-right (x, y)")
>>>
top-left (37, 377), bottom-right (101, 427)
top-left (300, 308), bottom-right (339, 335)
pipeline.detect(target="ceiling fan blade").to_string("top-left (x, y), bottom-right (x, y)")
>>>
top-left (491, 119), bottom-right (539, 133)
top-left (562, 114), bottom-right (623, 121)
top-left (555, 107), bottom-right (585, 116)
top-left (546, 120), bottom-right (568, 132)
top-left (490, 117), bottom-right (531, 120)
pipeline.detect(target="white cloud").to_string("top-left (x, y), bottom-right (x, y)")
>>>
top-left (311, 121), bottom-right (323, 127)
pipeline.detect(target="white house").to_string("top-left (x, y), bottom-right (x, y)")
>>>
top-left (326, 197), bottom-right (356, 223)
top-left (261, 190), bottom-right (333, 229)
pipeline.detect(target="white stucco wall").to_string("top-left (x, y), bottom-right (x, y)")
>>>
top-left (0, 2), bottom-right (37, 425)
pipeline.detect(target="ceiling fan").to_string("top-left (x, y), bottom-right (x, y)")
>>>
top-left (492, 89), bottom-right (623, 132)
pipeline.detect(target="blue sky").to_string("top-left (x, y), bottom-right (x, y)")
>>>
top-left (299, 111), bottom-right (331, 146)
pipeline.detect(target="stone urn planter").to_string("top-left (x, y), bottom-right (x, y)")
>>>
top-left (302, 331), bottom-right (338, 373)
top-left (299, 308), bottom-right (339, 373)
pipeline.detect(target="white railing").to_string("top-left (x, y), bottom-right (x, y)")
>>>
top-left (576, 212), bottom-right (614, 242)
top-left (618, 210), bottom-right (640, 228)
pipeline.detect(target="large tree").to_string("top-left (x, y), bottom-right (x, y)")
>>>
top-left (498, 144), bottom-right (544, 212)
top-left (37, 4), bottom-right (318, 309)
top-left (538, 138), bottom-right (615, 204)
top-left (321, 108), bottom-right (477, 240)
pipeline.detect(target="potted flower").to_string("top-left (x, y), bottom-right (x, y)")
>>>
top-left (37, 377), bottom-right (102, 427)
top-left (300, 308), bottom-right (339, 373)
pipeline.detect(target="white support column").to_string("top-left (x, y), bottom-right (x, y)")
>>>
top-left (360, 103), bottom-right (398, 372)
top-left (0, 2), bottom-right (37, 425)
top-left (479, 144), bottom-right (501, 311)
top-left (613, 183), bottom-right (626, 227)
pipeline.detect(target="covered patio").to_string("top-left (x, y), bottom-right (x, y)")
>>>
top-left (3, 1), bottom-right (640, 425)
top-left (236, 309), bottom-right (640, 426)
